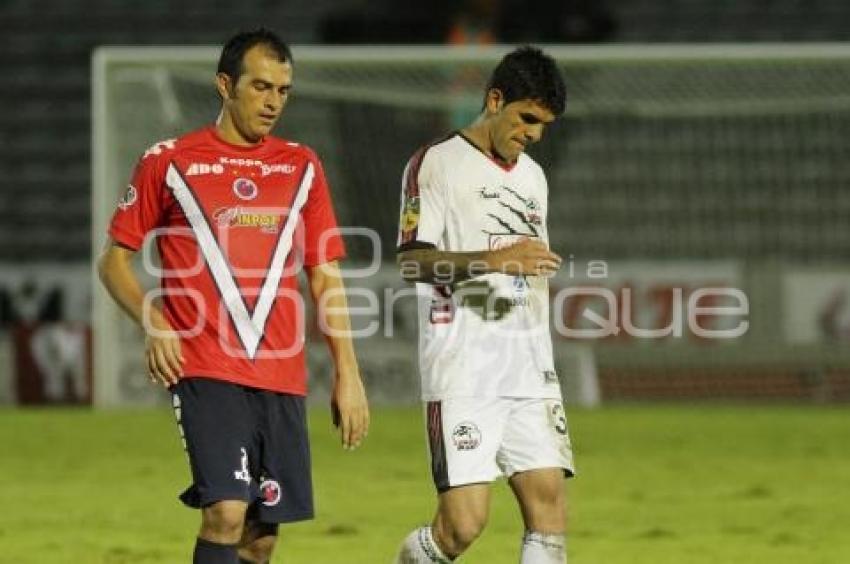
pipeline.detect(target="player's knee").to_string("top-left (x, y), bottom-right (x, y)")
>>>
top-left (526, 494), bottom-right (567, 533)
top-left (238, 535), bottom-right (277, 563)
top-left (436, 514), bottom-right (487, 555)
top-left (200, 501), bottom-right (248, 542)
top-left (448, 519), bottom-right (486, 554)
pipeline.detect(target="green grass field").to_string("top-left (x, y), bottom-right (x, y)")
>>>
top-left (1, 405), bottom-right (848, 563)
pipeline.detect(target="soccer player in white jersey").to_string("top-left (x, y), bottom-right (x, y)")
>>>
top-left (394, 47), bottom-right (573, 563)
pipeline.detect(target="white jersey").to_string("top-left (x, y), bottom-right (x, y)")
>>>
top-left (398, 133), bottom-right (562, 401)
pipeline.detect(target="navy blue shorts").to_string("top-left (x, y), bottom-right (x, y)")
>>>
top-left (171, 377), bottom-right (313, 524)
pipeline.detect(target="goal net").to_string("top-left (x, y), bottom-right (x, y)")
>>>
top-left (92, 45), bottom-right (850, 407)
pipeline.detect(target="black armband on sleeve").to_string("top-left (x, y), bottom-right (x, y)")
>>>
top-left (397, 241), bottom-right (437, 254)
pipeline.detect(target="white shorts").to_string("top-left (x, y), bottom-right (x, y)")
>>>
top-left (424, 397), bottom-right (575, 492)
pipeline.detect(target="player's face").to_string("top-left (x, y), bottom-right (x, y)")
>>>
top-left (487, 92), bottom-right (555, 163)
top-left (218, 45), bottom-right (292, 143)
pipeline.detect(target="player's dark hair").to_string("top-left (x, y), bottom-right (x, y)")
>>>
top-left (485, 46), bottom-right (566, 115)
top-left (217, 28), bottom-right (293, 85)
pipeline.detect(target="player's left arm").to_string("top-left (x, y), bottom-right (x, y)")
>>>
top-left (305, 260), bottom-right (370, 450)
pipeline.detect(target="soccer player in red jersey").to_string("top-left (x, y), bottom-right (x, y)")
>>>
top-left (98, 29), bottom-right (369, 564)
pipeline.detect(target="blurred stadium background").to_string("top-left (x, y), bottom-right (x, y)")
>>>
top-left (4, 0), bottom-right (850, 406)
top-left (2, 1), bottom-right (850, 563)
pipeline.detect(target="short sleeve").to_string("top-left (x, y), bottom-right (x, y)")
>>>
top-left (301, 154), bottom-right (345, 266)
top-left (397, 148), bottom-right (446, 251)
top-left (108, 151), bottom-right (168, 251)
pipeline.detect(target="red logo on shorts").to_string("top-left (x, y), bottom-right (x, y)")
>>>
top-left (260, 479), bottom-right (281, 506)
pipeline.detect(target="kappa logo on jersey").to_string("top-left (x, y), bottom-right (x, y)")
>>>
top-left (186, 162), bottom-right (225, 176)
top-left (234, 447), bottom-right (251, 484)
top-left (165, 162), bottom-right (315, 359)
top-left (233, 177), bottom-right (259, 201)
top-left (260, 479), bottom-right (282, 506)
top-left (219, 156), bottom-right (264, 167)
top-left (213, 207), bottom-right (280, 233)
top-left (118, 184), bottom-right (138, 210)
top-left (451, 422), bottom-right (481, 450)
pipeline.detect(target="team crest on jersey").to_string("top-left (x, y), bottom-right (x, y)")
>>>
top-left (233, 177), bottom-right (259, 200)
top-left (260, 479), bottom-right (282, 506)
top-left (451, 421), bottom-right (481, 450)
top-left (118, 184), bottom-right (138, 210)
top-left (525, 197), bottom-right (542, 226)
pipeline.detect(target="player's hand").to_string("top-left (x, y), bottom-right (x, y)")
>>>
top-left (144, 316), bottom-right (184, 387)
top-left (487, 238), bottom-right (562, 277)
top-left (331, 370), bottom-right (370, 450)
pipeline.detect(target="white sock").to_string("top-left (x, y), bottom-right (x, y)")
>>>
top-left (520, 531), bottom-right (566, 563)
top-left (395, 526), bottom-right (453, 563)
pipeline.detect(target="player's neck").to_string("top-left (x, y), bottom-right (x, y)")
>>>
top-left (461, 121), bottom-right (513, 165)
top-left (215, 111), bottom-right (263, 147)
top-left (461, 122), bottom-right (495, 158)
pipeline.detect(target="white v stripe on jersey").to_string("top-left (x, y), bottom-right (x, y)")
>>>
top-left (165, 162), bottom-right (315, 359)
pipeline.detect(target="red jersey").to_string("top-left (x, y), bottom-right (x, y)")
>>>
top-left (108, 126), bottom-right (345, 395)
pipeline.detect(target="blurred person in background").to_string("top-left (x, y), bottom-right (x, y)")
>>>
top-left (98, 28), bottom-right (369, 564)
top-left (394, 46), bottom-right (573, 564)
top-left (445, 0), bottom-right (502, 45)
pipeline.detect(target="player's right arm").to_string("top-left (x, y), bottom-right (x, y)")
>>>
top-left (395, 148), bottom-right (561, 284)
top-left (397, 239), bottom-right (562, 284)
top-left (97, 241), bottom-right (183, 387)
top-left (98, 140), bottom-right (183, 387)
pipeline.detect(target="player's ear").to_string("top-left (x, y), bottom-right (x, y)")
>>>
top-left (215, 72), bottom-right (235, 100)
top-left (485, 88), bottom-right (505, 114)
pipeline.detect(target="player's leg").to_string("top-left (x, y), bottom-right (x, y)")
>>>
top-left (243, 391), bottom-right (313, 562)
top-left (396, 398), bottom-right (506, 562)
top-left (500, 398), bottom-right (575, 563)
top-left (510, 469), bottom-right (568, 563)
top-left (194, 500), bottom-right (249, 562)
top-left (432, 483), bottom-right (492, 556)
top-left (171, 378), bottom-right (258, 563)
top-left (236, 518), bottom-right (278, 564)
top-left (397, 483), bottom-right (491, 563)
